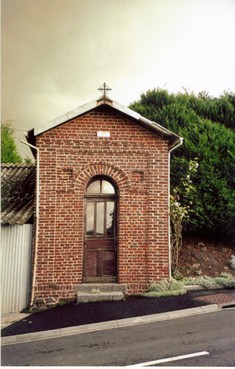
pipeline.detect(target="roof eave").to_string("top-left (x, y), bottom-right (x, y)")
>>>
top-left (28, 95), bottom-right (182, 149)
top-left (33, 99), bottom-right (98, 137)
top-left (111, 102), bottom-right (181, 149)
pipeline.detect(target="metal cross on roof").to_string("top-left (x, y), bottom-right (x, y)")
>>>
top-left (98, 83), bottom-right (112, 97)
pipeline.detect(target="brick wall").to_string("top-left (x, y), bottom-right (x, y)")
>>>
top-left (34, 106), bottom-right (170, 302)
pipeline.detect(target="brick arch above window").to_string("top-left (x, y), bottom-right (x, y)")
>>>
top-left (75, 161), bottom-right (130, 194)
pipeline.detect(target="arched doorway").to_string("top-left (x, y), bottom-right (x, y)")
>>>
top-left (83, 177), bottom-right (118, 282)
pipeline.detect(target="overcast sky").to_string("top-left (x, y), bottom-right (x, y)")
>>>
top-left (2, 0), bottom-right (235, 158)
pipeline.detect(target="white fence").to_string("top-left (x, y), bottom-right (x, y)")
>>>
top-left (1, 224), bottom-right (33, 314)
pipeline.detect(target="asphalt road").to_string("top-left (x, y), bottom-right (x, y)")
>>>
top-left (1, 308), bottom-right (235, 366)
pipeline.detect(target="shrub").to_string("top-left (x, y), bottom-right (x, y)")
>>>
top-left (215, 273), bottom-right (235, 288)
top-left (184, 273), bottom-right (235, 289)
top-left (230, 255), bottom-right (235, 271)
top-left (196, 276), bottom-right (214, 289)
top-left (130, 89), bottom-right (235, 240)
top-left (145, 279), bottom-right (186, 297)
top-left (184, 276), bottom-right (216, 289)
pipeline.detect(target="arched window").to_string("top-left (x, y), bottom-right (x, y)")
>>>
top-left (86, 178), bottom-right (115, 195)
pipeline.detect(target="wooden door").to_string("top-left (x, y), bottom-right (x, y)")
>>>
top-left (83, 178), bottom-right (117, 282)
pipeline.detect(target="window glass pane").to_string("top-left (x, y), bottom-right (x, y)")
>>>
top-left (102, 180), bottom-right (115, 194)
top-left (106, 201), bottom-right (115, 235)
top-left (96, 202), bottom-right (104, 236)
top-left (86, 202), bottom-right (94, 235)
top-left (87, 180), bottom-right (100, 194)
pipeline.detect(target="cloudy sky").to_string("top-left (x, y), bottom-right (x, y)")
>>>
top-left (2, 0), bottom-right (235, 158)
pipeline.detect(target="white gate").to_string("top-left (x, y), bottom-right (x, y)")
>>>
top-left (1, 224), bottom-right (33, 314)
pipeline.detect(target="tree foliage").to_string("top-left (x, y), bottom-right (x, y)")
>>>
top-left (1, 121), bottom-right (23, 164)
top-left (130, 89), bottom-right (235, 241)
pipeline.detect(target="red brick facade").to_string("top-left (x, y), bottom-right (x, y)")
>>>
top-left (32, 101), bottom-right (177, 303)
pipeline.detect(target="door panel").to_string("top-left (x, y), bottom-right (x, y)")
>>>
top-left (85, 251), bottom-right (98, 277)
top-left (102, 250), bottom-right (116, 276)
top-left (84, 246), bottom-right (116, 280)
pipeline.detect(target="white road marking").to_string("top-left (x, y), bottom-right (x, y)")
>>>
top-left (127, 351), bottom-right (209, 367)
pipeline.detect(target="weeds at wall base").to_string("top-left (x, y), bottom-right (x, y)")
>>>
top-left (145, 273), bottom-right (235, 298)
top-left (184, 273), bottom-right (235, 289)
top-left (22, 297), bottom-right (76, 313)
top-left (144, 279), bottom-right (186, 298)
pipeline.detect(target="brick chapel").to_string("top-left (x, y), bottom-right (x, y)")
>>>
top-left (27, 86), bottom-right (181, 305)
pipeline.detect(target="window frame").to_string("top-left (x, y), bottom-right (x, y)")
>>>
top-left (85, 176), bottom-right (118, 238)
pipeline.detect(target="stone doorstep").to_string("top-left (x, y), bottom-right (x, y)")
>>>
top-left (74, 283), bottom-right (127, 294)
top-left (77, 291), bottom-right (124, 303)
top-left (75, 283), bottom-right (127, 303)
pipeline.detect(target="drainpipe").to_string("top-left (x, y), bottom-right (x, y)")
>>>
top-left (21, 138), bottom-right (40, 306)
top-left (168, 137), bottom-right (183, 280)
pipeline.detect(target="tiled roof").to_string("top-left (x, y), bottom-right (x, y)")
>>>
top-left (1, 164), bottom-right (35, 225)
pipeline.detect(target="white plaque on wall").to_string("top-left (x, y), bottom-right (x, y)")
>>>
top-left (97, 131), bottom-right (110, 138)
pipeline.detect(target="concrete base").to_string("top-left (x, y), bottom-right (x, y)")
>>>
top-left (75, 283), bottom-right (127, 303)
top-left (77, 291), bottom-right (124, 303)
